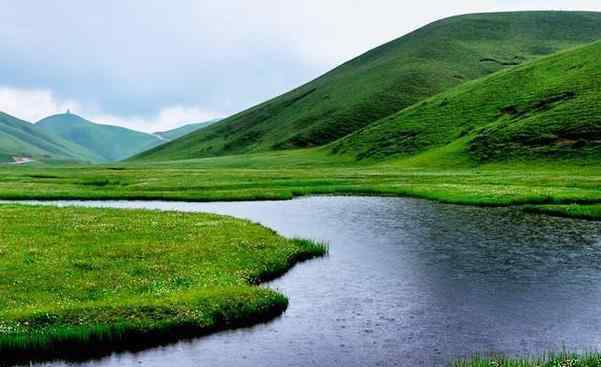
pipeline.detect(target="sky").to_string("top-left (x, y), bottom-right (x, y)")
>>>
top-left (0, 0), bottom-right (600, 132)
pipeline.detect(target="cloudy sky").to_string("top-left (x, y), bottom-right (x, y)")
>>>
top-left (0, 0), bottom-right (600, 132)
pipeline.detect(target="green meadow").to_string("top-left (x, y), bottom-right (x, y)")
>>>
top-left (0, 204), bottom-right (325, 364)
top-left (3, 156), bottom-right (601, 364)
top-left (2, 155), bottom-right (601, 219)
top-left (455, 354), bottom-right (601, 367)
top-left (3, 9), bottom-right (601, 365)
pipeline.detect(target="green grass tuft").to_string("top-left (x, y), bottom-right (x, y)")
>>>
top-left (454, 353), bottom-right (601, 367)
top-left (524, 204), bottom-right (601, 221)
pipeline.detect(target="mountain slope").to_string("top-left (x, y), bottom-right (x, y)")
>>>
top-left (0, 112), bottom-right (101, 162)
top-left (153, 119), bottom-right (221, 141)
top-left (331, 41), bottom-right (601, 163)
top-left (36, 113), bottom-right (163, 161)
top-left (133, 11), bottom-right (601, 162)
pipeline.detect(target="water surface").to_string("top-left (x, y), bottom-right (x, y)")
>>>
top-left (21, 197), bottom-right (601, 366)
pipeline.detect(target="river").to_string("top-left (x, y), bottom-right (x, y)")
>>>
top-left (19, 196), bottom-right (601, 366)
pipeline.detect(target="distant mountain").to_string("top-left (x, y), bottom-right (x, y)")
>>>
top-left (332, 41), bottom-right (601, 163)
top-left (132, 11), bottom-right (601, 162)
top-left (0, 111), bottom-right (221, 163)
top-left (36, 112), bottom-right (163, 161)
top-left (153, 119), bottom-right (221, 141)
top-left (0, 111), bottom-right (100, 163)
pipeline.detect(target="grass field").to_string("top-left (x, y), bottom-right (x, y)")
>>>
top-left (2, 155), bottom-right (601, 217)
top-left (8, 154), bottom-right (601, 208)
top-left (3, 37), bottom-right (601, 364)
top-left (0, 204), bottom-right (325, 364)
top-left (2, 157), bottom-right (601, 364)
top-left (3, 8), bottom-right (601, 367)
top-left (525, 204), bottom-right (601, 221)
top-left (455, 354), bottom-right (601, 366)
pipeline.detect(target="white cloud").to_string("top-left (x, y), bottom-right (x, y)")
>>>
top-left (91, 106), bottom-right (222, 133)
top-left (0, 87), bottom-right (80, 122)
top-left (0, 85), bottom-right (221, 132)
top-left (1, 1), bottom-right (601, 132)
top-left (496, 0), bottom-right (601, 12)
top-left (267, 0), bottom-right (499, 68)
top-left (265, 0), bottom-right (601, 68)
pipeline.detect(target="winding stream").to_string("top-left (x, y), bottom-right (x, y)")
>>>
top-left (19, 196), bottom-right (601, 366)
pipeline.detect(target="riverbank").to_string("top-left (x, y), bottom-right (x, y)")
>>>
top-left (3, 159), bottom-right (601, 364)
top-left (8, 197), bottom-right (601, 366)
top-left (0, 204), bottom-right (326, 365)
top-left (455, 353), bottom-right (601, 366)
top-left (525, 204), bottom-right (601, 221)
top-left (2, 160), bottom-right (601, 220)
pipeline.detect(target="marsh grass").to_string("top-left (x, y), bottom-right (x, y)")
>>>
top-left (2, 157), bottom-right (601, 364)
top-left (524, 205), bottom-right (601, 221)
top-left (455, 353), bottom-right (601, 367)
top-left (3, 161), bottom-right (601, 210)
top-left (0, 205), bottom-right (326, 365)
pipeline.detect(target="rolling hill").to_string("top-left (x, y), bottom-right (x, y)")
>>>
top-left (133, 11), bottom-right (601, 162)
top-left (36, 112), bottom-right (163, 161)
top-left (331, 41), bottom-right (601, 164)
top-left (0, 111), bottom-right (101, 163)
top-left (153, 119), bottom-right (221, 141)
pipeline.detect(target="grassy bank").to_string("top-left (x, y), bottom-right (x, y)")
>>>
top-left (525, 204), bottom-right (601, 221)
top-left (0, 204), bottom-right (326, 365)
top-left (2, 160), bottom-right (601, 365)
top-left (2, 158), bottom-right (601, 209)
top-left (454, 353), bottom-right (601, 366)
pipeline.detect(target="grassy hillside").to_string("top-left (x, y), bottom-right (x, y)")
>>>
top-left (332, 41), bottom-right (601, 163)
top-left (133, 11), bottom-right (601, 162)
top-left (0, 112), bottom-right (101, 163)
top-left (153, 119), bottom-right (221, 141)
top-left (37, 113), bottom-right (163, 162)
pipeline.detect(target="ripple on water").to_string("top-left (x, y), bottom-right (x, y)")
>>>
top-left (19, 196), bottom-right (601, 367)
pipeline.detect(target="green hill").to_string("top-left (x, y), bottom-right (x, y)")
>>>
top-left (153, 119), bottom-right (221, 141)
top-left (0, 112), bottom-right (100, 163)
top-left (331, 41), bottom-right (601, 164)
top-left (37, 113), bottom-right (163, 162)
top-left (133, 11), bottom-right (601, 162)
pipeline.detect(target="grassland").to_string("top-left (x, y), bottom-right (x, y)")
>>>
top-left (3, 11), bottom-right (601, 364)
top-left (135, 11), bottom-right (601, 161)
top-left (3, 159), bottom-right (601, 365)
top-left (454, 354), bottom-right (601, 366)
top-left (3, 161), bottom-right (601, 365)
top-left (0, 204), bottom-right (325, 364)
top-left (2, 155), bottom-right (601, 215)
top-left (524, 204), bottom-right (601, 221)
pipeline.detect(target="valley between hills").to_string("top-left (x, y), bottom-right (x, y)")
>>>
top-left (3, 10), bottom-right (601, 367)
